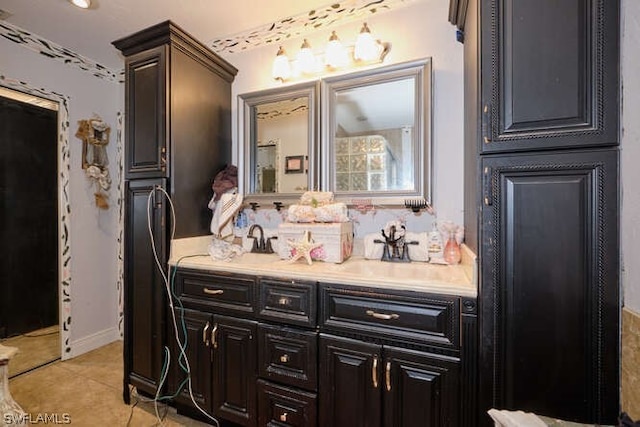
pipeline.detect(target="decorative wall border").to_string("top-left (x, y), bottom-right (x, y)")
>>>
top-left (0, 75), bottom-right (73, 358)
top-left (210, 0), bottom-right (419, 54)
top-left (116, 111), bottom-right (124, 338)
top-left (0, 21), bottom-right (122, 83)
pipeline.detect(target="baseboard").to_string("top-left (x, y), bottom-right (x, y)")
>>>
top-left (622, 307), bottom-right (640, 420)
top-left (65, 327), bottom-right (121, 359)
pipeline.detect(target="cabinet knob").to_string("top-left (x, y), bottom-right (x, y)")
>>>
top-left (280, 354), bottom-right (290, 363)
top-left (279, 412), bottom-right (288, 422)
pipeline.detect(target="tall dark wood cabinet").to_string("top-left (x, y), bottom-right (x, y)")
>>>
top-left (113, 21), bottom-right (237, 402)
top-left (450, 0), bottom-right (620, 424)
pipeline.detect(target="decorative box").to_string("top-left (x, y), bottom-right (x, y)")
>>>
top-left (277, 221), bottom-right (354, 264)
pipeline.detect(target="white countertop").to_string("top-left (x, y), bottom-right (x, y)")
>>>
top-left (169, 236), bottom-right (477, 298)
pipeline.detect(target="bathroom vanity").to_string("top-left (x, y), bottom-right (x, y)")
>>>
top-left (165, 237), bottom-right (478, 427)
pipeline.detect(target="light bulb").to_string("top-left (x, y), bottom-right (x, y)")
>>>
top-left (354, 23), bottom-right (381, 62)
top-left (272, 46), bottom-right (291, 82)
top-left (296, 39), bottom-right (317, 74)
top-left (325, 31), bottom-right (349, 69)
top-left (69, 0), bottom-right (91, 9)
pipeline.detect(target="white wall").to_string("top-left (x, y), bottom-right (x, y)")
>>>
top-left (0, 38), bottom-right (122, 354)
top-left (222, 0), bottom-right (465, 228)
top-left (621, 0), bottom-right (640, 313)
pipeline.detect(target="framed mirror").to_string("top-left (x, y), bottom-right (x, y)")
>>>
top-left (321, 58), bottom-right (432, 206)
top-left (238, 81), bottom-right (319, 203)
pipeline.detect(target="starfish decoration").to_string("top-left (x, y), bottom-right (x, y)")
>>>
top-left (287, 230), bottom-right (323, 265)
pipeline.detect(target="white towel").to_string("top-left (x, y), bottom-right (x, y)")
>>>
top-left (487, 409), bottom-right (548, 427)
top-left (209, 189), bottom-right (243, 241)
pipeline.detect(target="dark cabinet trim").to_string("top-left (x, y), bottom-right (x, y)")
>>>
top-left (480, 149), bottom-right (619, 423)
top-left (112, 20), bottom-right (237, 82)
top-left (481, 0), bottom-right (619, 152)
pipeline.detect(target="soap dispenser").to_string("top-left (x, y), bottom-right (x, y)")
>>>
top-left (427, 222), bottom-right (445, 264)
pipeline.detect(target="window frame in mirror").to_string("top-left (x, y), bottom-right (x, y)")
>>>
top-left (238, 81), bottom-right (319, 204)
top-left (321, 58), bottom-right (432, 206)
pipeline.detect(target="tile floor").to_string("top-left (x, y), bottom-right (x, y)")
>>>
top-left (8, 341), bottom-right (211, 426)
top-left (2, 325), bottom-right (60, 377)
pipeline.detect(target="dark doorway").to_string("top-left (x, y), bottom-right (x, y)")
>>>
top-left (0, 92), bottom-right (58, 339)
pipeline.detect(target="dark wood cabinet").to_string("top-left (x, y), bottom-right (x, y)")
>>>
top-left (123, 178), bottom-right (167, 397)
top-left (319, 335), bottom-right (460, 427)
top-left (169, 308), bottom-right (213, 415)
top-left (122, 45), bottom-right (167, 178)
top-left (384, 347), bottom-right (460, 427)
top-left (212, 315), bottom-right (258, 427)
top-left (113, 21), bottom-right (237, 405)
top-left (480, 149), bottom-right (619, 423)
top-left (451, 0), bottom-right (620, 424)
top-left (257, 380), bottom-right (317, 427)
top-left (319, 335), bottom-right (381, 427)
top-left (478, 0), bottom-right (619, 154)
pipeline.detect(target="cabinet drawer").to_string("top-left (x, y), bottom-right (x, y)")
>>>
top-left (257, 380), bottom-right (317, 427)
top-left (176, 269), bottom-right (256, 316)
top-left (258, 278), bottom-right (317, 328)
top-left (320, 284), bottom-right (460, 349)
top-left (258, 324), bottom-right (318, 392)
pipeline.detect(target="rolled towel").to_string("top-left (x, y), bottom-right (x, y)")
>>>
top-left (287, 205), bottom-right (315, 223)
top-left (313, 203), bottom-right (349, 222)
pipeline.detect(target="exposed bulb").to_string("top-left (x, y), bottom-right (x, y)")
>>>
top-left (69, 0), bottom-right (91, 9)
top-left (354, 23), bottom-right (381, 62)
top-left (296, 39), bottom-right (317, 74)
top-left (325, 31), bottom-right (349, 69)
top-left (272, 46), bottom-right (291, 82)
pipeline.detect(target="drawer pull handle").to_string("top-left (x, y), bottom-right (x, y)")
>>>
top-left (278, 296), bottom-right (291, 306)
top-left (203, 288), bottom-right (224, 295)
top-left (280, 354), bottom-right (290, 363)
top-left (280, 412), bottom-right (288, 422)
top-left (385, 361), bottom-right (392, 392)
top-left (202, 322), bottom-right (210, 346)
top-left (372, 356), bottom-right (379, 388)
top-left (366, 310), bottom-right (399, 320)
top-left (211, 324), bottom-right (218, 349)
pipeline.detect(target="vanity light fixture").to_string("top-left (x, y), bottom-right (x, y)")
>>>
top-left (271, 23), bottom-right (390, 82)
top-left (354, 23), bottom-right (382, 62)
top-left (325, 31), bottom-right (349, 69)
top-left (296, 39), bottom-right (317, 74)
top-left (272, 46), bottom-right (291, 82)
top-left (69, 0), bottom-right (91, 9)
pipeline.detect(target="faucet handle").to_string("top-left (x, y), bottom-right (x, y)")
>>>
top-left (265, 236), bottom-right (278, 254)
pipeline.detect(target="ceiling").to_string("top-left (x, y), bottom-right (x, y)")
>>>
top-left (0, 0), bottom-right (342, 70)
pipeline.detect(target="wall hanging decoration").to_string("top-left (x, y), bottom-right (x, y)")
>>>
top-left (75, 115), bottom-right (111, 209)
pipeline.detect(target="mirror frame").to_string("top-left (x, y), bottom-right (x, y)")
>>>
top-left (321, 58), bottom-right (432, 206)
top-left (238, 81), bottom-right (320, 204)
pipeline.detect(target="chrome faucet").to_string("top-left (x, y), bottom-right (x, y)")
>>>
top-left (247, 224), bottom-right (276, 254)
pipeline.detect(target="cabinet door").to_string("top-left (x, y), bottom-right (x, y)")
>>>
top-left (480, 149), bottom-right (619, 424)
top-left (212, 315), bottom-right (258, 426)
top-left (383, 347), bottom-right (460, 427)
top-left (124, 179), bottom-right (167, 395)
top-left (170, 308), bottom-right (213, 415)
top-left (480, 0), bottom-right (619, 153)
top-left (319, 334), bottom-right (381, 427)
top-left (124, 45), bottom-right (168, 178)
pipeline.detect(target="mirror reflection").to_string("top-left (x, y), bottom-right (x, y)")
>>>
top-left (323, 58), bottom-right (431, 205)
top-left (239, 82), bottom-right (318, 201)
top-left (239, 58), bottom-right (431, 206)
top-left (334, 78), bottom-right (415, 192)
